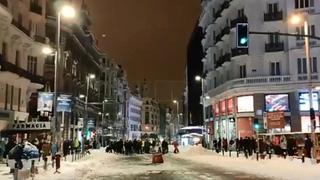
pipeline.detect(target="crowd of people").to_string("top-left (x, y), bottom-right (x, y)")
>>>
top-left (105, 139), bottom-right (170, 155)
top-left (211, 134), bottom-right (314, 158)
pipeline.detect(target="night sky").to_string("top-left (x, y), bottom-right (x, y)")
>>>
top-left (87, 0), bottom-right (201, 84)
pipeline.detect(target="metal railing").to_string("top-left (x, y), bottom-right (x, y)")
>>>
top-left (208, 74), bottom-right (320, 97)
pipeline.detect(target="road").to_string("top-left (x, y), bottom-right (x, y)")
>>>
top-left (90, 154), bottom-right (271, 180)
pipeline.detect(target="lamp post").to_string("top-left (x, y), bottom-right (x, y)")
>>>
top-left (290, 14), bottom-right (318, 155)
top-left (195, 75), bottom-right (206, 126)
top-left (84, 74), bottom-right (95, 139)
top-left (173, 100), bottom-right (179, 134)
top-left (42, 4), bottom-right (75, 148)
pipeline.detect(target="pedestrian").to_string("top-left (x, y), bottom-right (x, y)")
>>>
top-left (172, 141), bottom-right (179, 154)
top-left (41, 140), bottom-right (51, 170)
top-left (280, 136), bottom-right (287, 156)
top-left (304, 135), bottom-right (313, 158)
top-left (161, 140), bottom-right (168, 154)
top-left (63, 140), bottom-right (70, 160)
top-left (287, 136), bottom-right (296, 156)
top-left (51, 141), bottom-right (58, 168)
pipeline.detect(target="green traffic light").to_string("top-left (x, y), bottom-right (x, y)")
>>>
top-left (240, 37), bottom-right (248, 45)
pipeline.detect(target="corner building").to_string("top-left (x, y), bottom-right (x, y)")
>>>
top-left (199, 0), bottom-right (320, 141)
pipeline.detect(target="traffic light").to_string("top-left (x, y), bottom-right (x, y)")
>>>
top-left (253, 118), bottom-right (259, 129)
top-left (236, 23), bottom-right (249, 48)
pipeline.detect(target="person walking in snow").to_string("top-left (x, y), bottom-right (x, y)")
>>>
top-left (172, 141), bottom-right (179, 154)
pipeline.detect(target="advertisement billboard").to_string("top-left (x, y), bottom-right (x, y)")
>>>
top-left (237, 96), bottom-right (254, 113)
top-left (299, 92), bottom-right (319, 111)
top-left (220, 100), bottom-right (226, 115)
top-left (265, 94), bottom-right (289, 112)
top-left (227, 98), bottom-right (234, 114)
top-left (267, 111), bottom-right (285, 129)
top-left (57, 94), bottom-right (72, 112)
top-left (37, 92), bottom-right (53, 112)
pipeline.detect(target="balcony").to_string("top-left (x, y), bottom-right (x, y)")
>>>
top-left (214, 0), bottom-right (232, 18)
top-left (12, 19), bottom-right (30, 36)
top-left (0, 56), bottom-right (44, 85)
top-left (30, 4), bottom-right (42, 15)
top-left (215, 53), bottom-right (231, 68)
top-left (208, 74), bottom-right (320, 97)
top-left (231, 48), bottom-right (248, 57)
top-left (265, 42), bottom-right (284, 52)
top-left (231, 16), bottom-right (248, 29)
top-left (34, 35), bottom-right (47, 44)
top-left (264, 11), bottom-right (283, 22)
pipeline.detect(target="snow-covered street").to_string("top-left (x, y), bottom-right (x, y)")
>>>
top-left (1, 146), bottom-right (320, 180)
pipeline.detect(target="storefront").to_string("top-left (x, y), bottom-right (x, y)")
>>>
top-left (3, 121), bottom-right (52, 141)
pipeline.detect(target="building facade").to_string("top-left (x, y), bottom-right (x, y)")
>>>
top-left (0, 0), bottom-right (48, 138)
top-left (200, 0), bottom-right (320, 141)
top-left (141, 97), bottom-right (160, 135)
top-left (126, 94), bottom-right (142, 140)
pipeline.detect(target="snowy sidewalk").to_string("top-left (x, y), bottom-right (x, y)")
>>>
top-left (175, 145), bottom-right (320, 180)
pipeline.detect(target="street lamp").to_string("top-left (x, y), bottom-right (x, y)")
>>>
top-left (290, 14), bottom-right (318, 155)
top-left (173, 100), bottom-right (180, 133)
top-left (195, 75), bottom-right (206, 125)
top-left (42, 4), bottom-right (76, 149)
top-left (290, 14), bottom-right (318, 152)
top-left (84, 73), bottom-right (96, 138)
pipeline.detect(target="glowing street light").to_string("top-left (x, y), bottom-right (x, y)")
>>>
top-left (195, 75), bottom-right (202, 82)
top-left (42, 46), bottom-right (54, 55)
top-left (61, 5), bottom-right (76, 19)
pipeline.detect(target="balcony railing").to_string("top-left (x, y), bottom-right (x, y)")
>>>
top-left (231, 16), bottom-right (248, 28)
top-left (0, 55), bottom-right (44, 85)
top-left (208, 74), bottom-right (320, 97)
top-left (12, 19), bottom-right (30, 36)
top-left (214, 0), bottom-right (232, 18)
top-left (265, 42), bottom-right (284, 52)
top-left (34, 35), bottom-right (47, 44)
top-left (231, 48), bottom-right (248, 57)
top-left (30, 4), bottom-right (42, 15)
top-left (264, 11), bottom-right (283, 21)
top-left (215, 53), bottom-right (231, 68)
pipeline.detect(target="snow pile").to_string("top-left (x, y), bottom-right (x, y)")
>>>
top-left (182, 145), bottom-right (211, 156)
top-left (176, 150), bottom-right (320, 180)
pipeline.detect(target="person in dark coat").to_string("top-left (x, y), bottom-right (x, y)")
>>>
top-left (304, 135), bottom-right (313, 158)
top-left (63, 140), bottom-right (70, 160)
top-left (287, 136), bottom-right (296, 156)
top-left (161, 140), bottom-right (168, 154)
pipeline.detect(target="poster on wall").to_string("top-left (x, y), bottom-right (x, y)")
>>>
top-left (237, 96), bottom-right (254, 112)
top-left (265, 94), bottom-right (289, 112)
top-left (299, 92), bottom-right (319, 111)
top-left (37, 92), bottom-right (53, 112)
top-left (267, 111), bottom-right (285, 129)
top-left (220, 100), bottom-right (226, 115)
top-left (227, 98), bottom-right (233, 114)
top-left (57, 94), bottom-right (72, 112)
top-left (214, 103), bottom-right (219, 116)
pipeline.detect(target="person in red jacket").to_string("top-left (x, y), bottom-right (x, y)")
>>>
top-left (172, 141), bottom-right (179, 154)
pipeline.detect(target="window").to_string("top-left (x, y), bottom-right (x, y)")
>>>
top-left (145, 111), bottom-right (149, 124)
top-left (296, 25), bottom-right (315, 40)
top-left (267, 3), bottom-right (279, 13)
top-left (295, 0), bottom-right (314, 8)
top-left (312, 57), bottom-right (317, 73)
top-left (27, 56), bottom-right (37, 74)
top-left (1, 42), bottom-right (7, 60)
top-left (238, 9), bottom-right (245, 17)
top-left (239, 65), bottom-right (246, 78)
top-left (270, 62), bottom-right (281, 75)
top-left (269, 33), bottom-right (279, 44)
top-left (15, 51), bottom-right (20, 67)
top-left (297, 58), bottom-right (307, 74)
